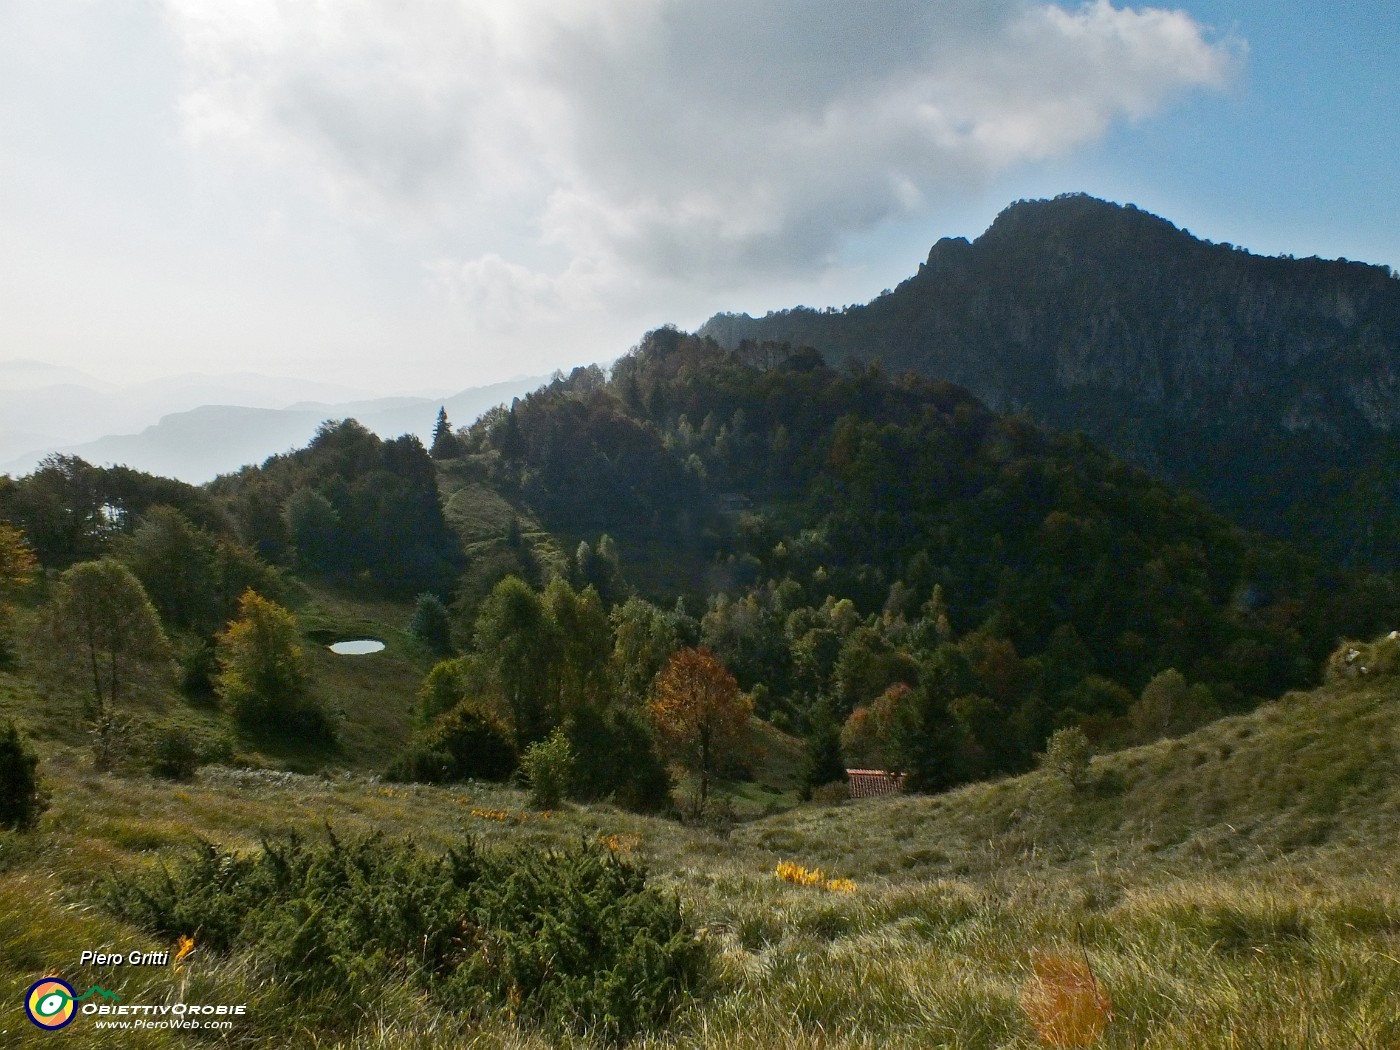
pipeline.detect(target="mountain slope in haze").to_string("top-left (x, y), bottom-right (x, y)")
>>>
top-left (2, 375), bottom-right (550, 483)
top-left (0, 364), bottom-right (379, 465)
top-left (699, 194), bottom-right (1400, 567)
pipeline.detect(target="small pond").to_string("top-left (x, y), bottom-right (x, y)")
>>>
top-left (328, 639), bottom-right (386, 655)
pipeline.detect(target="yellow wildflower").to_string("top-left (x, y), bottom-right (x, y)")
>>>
top-left (173, 936), bottom-right (196, 968)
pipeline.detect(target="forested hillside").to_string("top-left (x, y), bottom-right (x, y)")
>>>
top-left (431, 328), bottom-right (1396, 791)
top-left (4, 328), bottom-right (1396, 804)
top-left (207, 419), bottom-right (463, 596)
top-left (700, 194), bottom-right (1400, 568)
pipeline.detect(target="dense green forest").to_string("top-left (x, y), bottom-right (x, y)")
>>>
top-left (2, 330), bottom-right (1396, 802)
top-left (208, 419), bottom-right (463, 595)
top-left (424, 328), bottom-right (1394, 792)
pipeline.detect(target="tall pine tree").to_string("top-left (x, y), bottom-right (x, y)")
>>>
top-left (430, 407), bottom-right (461, 459)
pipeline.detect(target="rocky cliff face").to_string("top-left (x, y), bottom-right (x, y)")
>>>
top-left (699, 194), bottom-right (1400, 565)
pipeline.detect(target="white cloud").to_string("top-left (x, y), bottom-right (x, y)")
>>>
top-left (160, 0), bottom-right (1238, 309)
top-left (426, 253), bottom-right (606, 333)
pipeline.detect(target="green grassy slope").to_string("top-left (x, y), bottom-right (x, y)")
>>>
top-left (739, 673), bottom-right (1400, 882)
top-left (2, 665), bottom-right (1398, 1047)
top-left (289, 587), bottom-right (435, 770)
top-left (437, 458), bottom-right (563, 564)
top-left (437, 457), bottom-right (716, 605)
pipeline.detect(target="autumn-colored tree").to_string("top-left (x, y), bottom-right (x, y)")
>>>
top-left (839, 682), bottom-right (911, 770)
top-left (0, 524), bottom-right (36, 594)
top-left (0, 524), bottom-right (37, 663)
top-left (648, 646), bottom-right (750, 811)
top-left (218, 590), bottom-right (328, 740)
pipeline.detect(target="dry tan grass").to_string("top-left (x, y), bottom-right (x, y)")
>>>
top-left (1020, 954), bottom-right (1112, 1048)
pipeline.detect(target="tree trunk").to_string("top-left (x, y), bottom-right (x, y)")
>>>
top-left (698, 727), bottom-right (710, 811)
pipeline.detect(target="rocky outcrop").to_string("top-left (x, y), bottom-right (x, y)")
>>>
top-left (698, 194), bottom-right (1400, 565)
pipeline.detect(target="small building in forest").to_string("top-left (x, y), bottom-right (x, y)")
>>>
top-left (845, 768), bottom-right (907, 799)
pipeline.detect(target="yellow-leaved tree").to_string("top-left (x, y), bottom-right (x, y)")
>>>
top-left (648, 646), bottom-right (750, 812)
top-left (0, 523), bottom-right (37, 664)
top-left (218, 590), bottom-right (330, 742)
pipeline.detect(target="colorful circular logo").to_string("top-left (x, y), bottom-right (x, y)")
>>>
top-left (25, 978), bottom-right (77, 1030)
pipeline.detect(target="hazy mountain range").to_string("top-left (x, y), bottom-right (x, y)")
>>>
top-left (0, 365), bottom-right (549, 483)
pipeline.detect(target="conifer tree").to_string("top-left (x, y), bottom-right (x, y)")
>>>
top-left (800, 708), bottom-right (847, 798)
top-left (408, 593), bottom-right (453, 654)
top-left (430, 407), bottom-right (461, 459)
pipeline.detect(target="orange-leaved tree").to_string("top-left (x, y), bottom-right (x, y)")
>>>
top-left (648, 646), bottom-right (750, 811)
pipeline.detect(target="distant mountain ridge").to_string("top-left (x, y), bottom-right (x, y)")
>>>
top-left (0, 367), bottom-right (381, 467)
top-left (699, 194), bottom-right (1400, 565)
top-left (2, 375), bottom-right (550, 484)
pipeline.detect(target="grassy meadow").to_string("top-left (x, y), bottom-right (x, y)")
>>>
top-left (4, 601), bottom-right (1400, 1049)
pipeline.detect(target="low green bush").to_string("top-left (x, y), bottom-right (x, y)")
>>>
top-left (0, 720), bottom-right (46, 831)
top-left (383, 741), bottom-right (455, 783)
top-left (385, 701), bottom-right (518, 784)
top-left (1042, 726), bottom-right (1092, 788)
top-left (106, 832), bottom-right (707, 1043)
top-left (176, 636), bottom-right (219, 700)
top-left (521, 728), bottom-right (573, 808)
top-left (149, 725), bottom-right (200, 781)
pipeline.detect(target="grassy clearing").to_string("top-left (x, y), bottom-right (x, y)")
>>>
top-left (4, 669), bottom-right (1400, 1046)
top-left (5, 775), bottom-right (1400, 1047)
top-left (2, 591), bottom-right (431, 781)
top-left (737, 678), bottom-right (1400, 884)
top-left (440, 480), bottom-right (525, 550)
top-left (439, 479), bottom-right (566, 572)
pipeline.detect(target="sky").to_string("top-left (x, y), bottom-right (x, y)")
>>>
top-left (1, 1), bottom-right (1396, 397)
